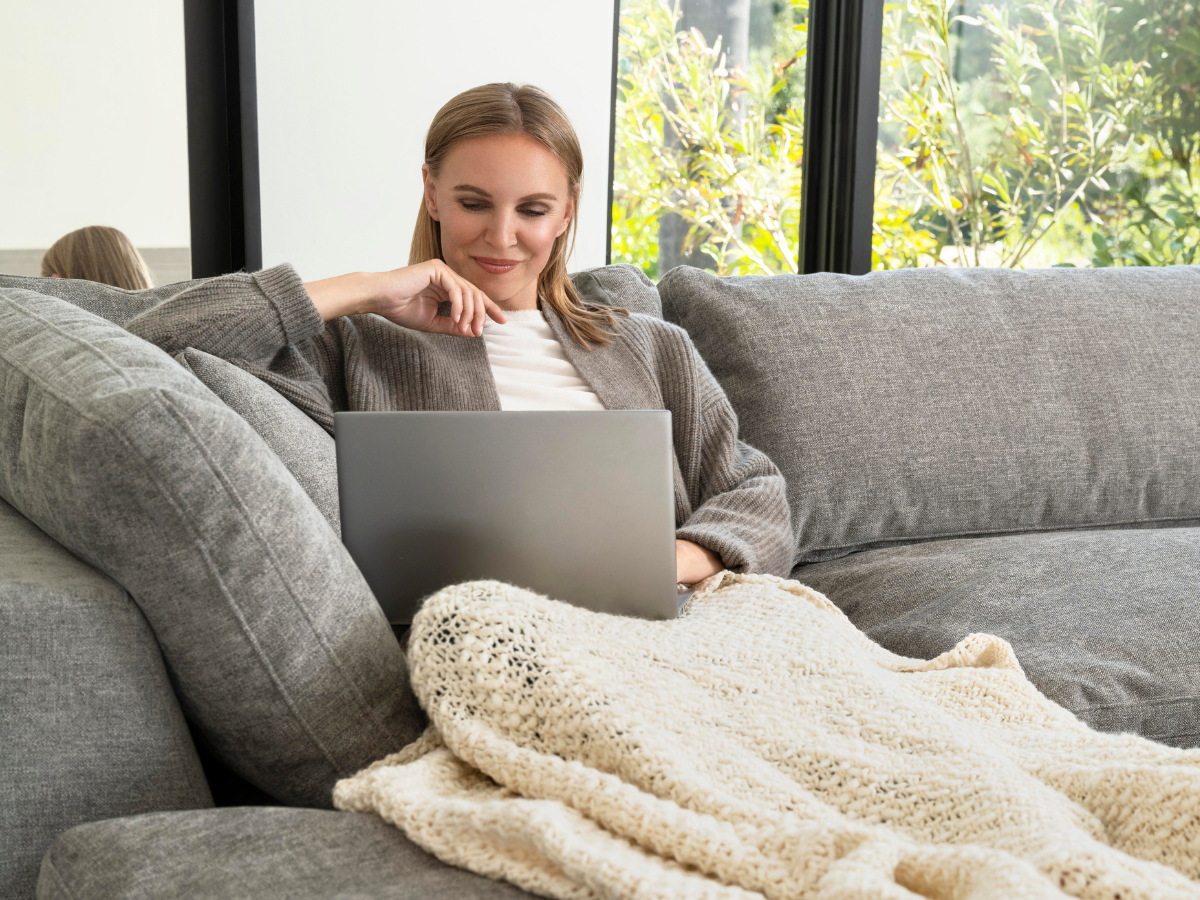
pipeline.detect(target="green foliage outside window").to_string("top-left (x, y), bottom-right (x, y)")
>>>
top-left (612, 0), bottom-right (809, 278)
top-left (613, 0), bottom-right (1200, 275)
top-left (875, 0), bottom-right (1200, 268)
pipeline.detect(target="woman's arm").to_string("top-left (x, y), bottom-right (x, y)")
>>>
top-left (126, 264), bottom-right (321, 362)
top-left (674, 344), bottom-right (795, 579)
top-left (127, 259), bottom-right (506, 363)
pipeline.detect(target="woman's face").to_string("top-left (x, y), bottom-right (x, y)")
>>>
top-left (423, 133), bottom-right (574, 310)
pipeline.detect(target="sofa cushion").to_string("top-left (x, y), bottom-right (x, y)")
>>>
top-left (0, 286), bottom-right (425, 808)
top-left (660, 265), bottom-right (1200, 564)
top-left (0, 272), bottom-right (203, 326)
top-left (37, 808), bottom-right (536, 900)
top-left (794, 527), bottom-right (1200, 747)
top-left (0, 498), bottom-right (211, 900)
top-left (571, 263), bottom-right (662, 317)
top-left (176, 348), bottom-right (340, 534)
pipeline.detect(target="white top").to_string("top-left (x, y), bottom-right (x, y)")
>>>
top-left (482, 308), bottom-right (605, 411)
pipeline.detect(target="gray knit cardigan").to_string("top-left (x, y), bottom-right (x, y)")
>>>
top-left (127, 264), bottom-right (794, 576)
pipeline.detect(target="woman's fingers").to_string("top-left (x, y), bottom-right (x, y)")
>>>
top-left (485, 296), bottom-right (508, 326)
top-left (460, 287), bottom-right (478, 335)
top-left (375, 259), bottom-right (497, 337)
top-left (470, 287), bottom-right (488, 336)
top-left (428, 260), bottom-right (477, 335)
top-left (445, 281), bottom-right (464, 328)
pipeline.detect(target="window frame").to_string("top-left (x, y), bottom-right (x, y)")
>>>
top-left (798, 0), bottom-right (884, 275)
top-left (184, 0), bottom-right (261, 278)
top-left (186, 0), bottom-right (887, 278)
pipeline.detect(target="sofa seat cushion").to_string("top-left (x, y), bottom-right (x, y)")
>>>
top-left (0, 285), bottom-right (425, 808)
top-left (793, 526), bottom-right (1200, 747)
top-left (38, 808), bottom-right (537, 900)
top-left (0, 498), bottom-right (211, 900)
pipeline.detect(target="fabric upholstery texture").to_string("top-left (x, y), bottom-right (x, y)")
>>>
top-left (660, 264), bottom-right (1200, 564)
top-left (37, 808), bottom-right (537, 900)
top-left (571, 263), bottom-right (663, 317)
top-left (0, 272), bottom-right (202, 326)
top-left (176, 347), bottom-right (340, 534)
top-left (794, 526), bottom-right (1200, 747)
top-left (0, 286), bottom-right (426, 808)
top-left (0, 498), bottom-right (210, 900)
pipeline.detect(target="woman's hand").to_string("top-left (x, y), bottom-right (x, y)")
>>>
top-left (305, 260), bottom-right (507, 336)
top-left (676, 539), bottom-right (723, 585)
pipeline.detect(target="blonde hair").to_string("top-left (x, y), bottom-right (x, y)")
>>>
top-left (41, 225), bottom-right (154, 290)
top-left (410, 82), bottom-right (625, 347)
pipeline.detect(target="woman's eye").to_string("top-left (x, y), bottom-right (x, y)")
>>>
top-left (520, 208), bottom-right (548, 218)
top-left (459, 200), bottom-right (488, 211)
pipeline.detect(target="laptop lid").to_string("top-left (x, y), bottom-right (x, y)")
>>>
top-left (335, 410), bottom-right (678, 623)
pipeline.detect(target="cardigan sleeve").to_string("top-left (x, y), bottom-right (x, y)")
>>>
top-left (673, 344), bottom-right (795, 578)
top-left (126, 264), bottom-right (346, 430)
top-left (125, 264), bottom-right (324, 362)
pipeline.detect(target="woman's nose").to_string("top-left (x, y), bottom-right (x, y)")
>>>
top-left (485, 209), bottom-right (518, 249)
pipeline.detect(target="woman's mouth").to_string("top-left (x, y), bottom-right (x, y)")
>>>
top-left (472, 257), bottom-right (521, 275)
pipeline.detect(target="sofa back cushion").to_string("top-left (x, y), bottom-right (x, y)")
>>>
top-left (0, 287), bottom-right (425, 807)
top-left (571, 263), bottom-right (663, 317)
top-left (0, 272), bottom-right (202, 325)
top-left (659, 265), bottom-right (1200, 564)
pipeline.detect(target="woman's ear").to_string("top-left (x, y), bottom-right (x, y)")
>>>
top-left (556, 195), bottom-right (575, 238)
top-left (421, 164), bottom-right (440, 221)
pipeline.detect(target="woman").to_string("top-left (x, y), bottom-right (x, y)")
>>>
top-left (43, 224), bottom-right (154, 290)
top-left (128, 83), bottom-right (793, 583)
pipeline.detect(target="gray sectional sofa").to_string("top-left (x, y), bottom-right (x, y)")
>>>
top-left (2, 262), bottom-right (1198, 899)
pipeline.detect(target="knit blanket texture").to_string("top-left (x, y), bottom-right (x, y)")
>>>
top-left (334, 573), bottom-right (1200, 899)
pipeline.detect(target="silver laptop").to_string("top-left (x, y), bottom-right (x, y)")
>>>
top-left (335, 411), bottom-right (680, 623)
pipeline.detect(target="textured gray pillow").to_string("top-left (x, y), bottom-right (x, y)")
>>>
top-left (660, 265), bottom-right (1200, 564)
top-left (176, 348), bottom-right (339, 535)
top-left (0, 287), bottom-right (425, 807)
top-left (571, 264), bottom-right (662, 317)
top-left (0, 272), bottom-right (202, 326)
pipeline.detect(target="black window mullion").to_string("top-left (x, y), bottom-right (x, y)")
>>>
top-left (798, 0), bottom-right (884, 275)
top-left (184, 0), bottom-right (261, 278)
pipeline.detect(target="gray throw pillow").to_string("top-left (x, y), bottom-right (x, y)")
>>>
top-left (660, 264), bottom-right (1200, 564)
top-left (571, 264), bottom-right (662, 317)
top-left (0, 272), bottom-right (202, 326)
top-left (0, 287), bottom-right (425, 807)
top-left (176, 348), bottom-right (339, 535)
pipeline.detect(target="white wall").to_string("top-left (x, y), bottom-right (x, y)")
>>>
top-left (255, 0), bottom-right (616, 281)
top-left (0, 1), bottom-right (190, 249)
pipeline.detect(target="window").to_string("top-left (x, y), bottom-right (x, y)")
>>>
top-left (611, 0), bottom-right (810, 278)
top-left (0, 1), bottom-right (191, 284)
top-left (873, 0), bottom-right (1200, 269)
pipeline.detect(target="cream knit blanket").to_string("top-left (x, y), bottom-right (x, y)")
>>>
top-left (334, 573), bottom-right (1200, 899)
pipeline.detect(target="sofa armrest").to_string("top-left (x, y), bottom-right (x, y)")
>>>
top-left (0, 498), bottom-right (211, 900)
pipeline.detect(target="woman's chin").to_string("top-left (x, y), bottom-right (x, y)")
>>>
top-left (471, 271), bottom-right (538, 306)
